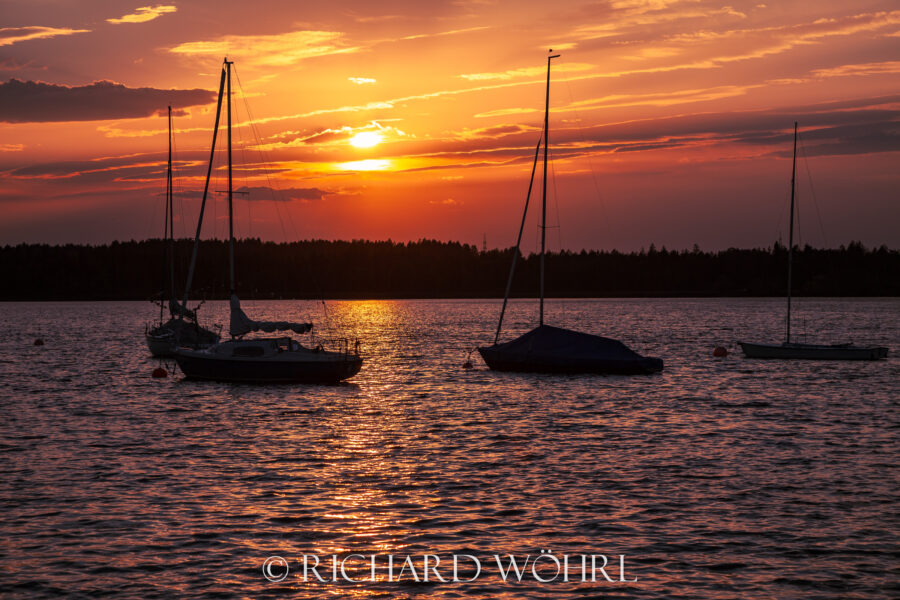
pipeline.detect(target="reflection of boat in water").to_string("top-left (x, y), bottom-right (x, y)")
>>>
top-left (173, 59), bottom-right (362, 383)
top-left (145, 105), bottom-right (218, 357)
top-left (739, 123), bottom-right (888, 361)
top-left (478, 51), bottom-right (662, 375)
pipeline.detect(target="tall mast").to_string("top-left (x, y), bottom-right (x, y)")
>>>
top-left (167, 105), bottom-right (175, 303)
top-left (786, 121), bottom-right (797, 344)
top-left (181, 66), bottom-right (226, 313)
top-left (540, 50), bottom-right (559, 326)
top-left (226, 58), bottom-right (235, 296)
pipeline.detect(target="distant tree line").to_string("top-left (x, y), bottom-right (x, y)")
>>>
top-left (0, 238), bottom-right (897, 300)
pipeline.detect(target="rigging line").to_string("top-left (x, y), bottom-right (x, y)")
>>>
top-left (233, 91), bottom-right (251, 240)
top-left (563, 77), bottom-right (612, 244)
top-left (548, 143), bottom-right (564, 252)
top-left (774, 179), bottom-right (791, 246)
top-left (797, 132), bottom-right (829, 247)
top-left (494, 130), bottom-right (543, 345)
top-left (233, 66), bottom-right (296, 241)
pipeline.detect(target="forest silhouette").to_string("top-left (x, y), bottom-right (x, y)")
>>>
top-left (1, 238), bottom-right (897, 301)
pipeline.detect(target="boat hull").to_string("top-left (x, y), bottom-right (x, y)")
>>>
top-left (479, 325), bottom-right (663, 375)
top-left (146, 333), bottom-right (176, 357)
top-left (174, 349), bottom-right (362, 383)
top-left (146, 319), bottom-right (220, 357)
top-left (479, 346), bottom-right (663, 374)
top-left (739, 341), bottom-right (888, 360)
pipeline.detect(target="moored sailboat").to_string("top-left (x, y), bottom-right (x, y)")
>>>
top-left (145, 105), bottom-right (219, 357)
top-left (739, 122), bottom-right (888, 361)
top-left (478, 51), bottom-right (663, 375)
top-left (173, 59), bottom-right (362, 383)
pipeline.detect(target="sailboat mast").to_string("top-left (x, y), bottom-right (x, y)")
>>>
top-left (226, 59), bottom-right (235, 296)
top-left (167, 105), bottom-right (175, 303)
top-left (540, 50), bottom-right (559, 326)
top-left (786, 121), bottom-right (797, 344)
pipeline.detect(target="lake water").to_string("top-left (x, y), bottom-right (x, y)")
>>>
top-left (1, 298), bottom-right (898, 598)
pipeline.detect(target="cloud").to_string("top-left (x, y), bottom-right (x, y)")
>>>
top-left (454, 123), bottom-right (540, 140)
top-left (349, 77), bottom-right (376, 85)
top-left (107, 5), bottom-right (177, 24)
top-left (234, 186), bottom-right (328, 201)
top-left (810, 60), bottom-right (900, 78)
top-left (0, 79), bottom-right (215, 123)
top-left (0, 143), bottom-right (24, 152)
top-left (0, 26), bottom-right (89, 47)
top-left (256, 122), bottom-right (407, 150)
top-left (0, 56), bottom-right (45, 71)
top-left (169, 30), bottom-right (359, 67)
top-left (474, 107), bottom-right (539, 118)
top-left (459, 62), bottom-right (595, 81)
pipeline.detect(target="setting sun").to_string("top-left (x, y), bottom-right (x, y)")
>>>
top-left (349, 131), bottom-right (383, 148)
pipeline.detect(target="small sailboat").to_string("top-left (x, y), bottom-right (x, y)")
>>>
top-left (145, 105), bottom-right (219, 357)
top-left (478, 51), bottom-right (663, 375)
top-left (173, 59), bottom-right (362, 383)
top-left (739, 122), bottom-right (888, 361)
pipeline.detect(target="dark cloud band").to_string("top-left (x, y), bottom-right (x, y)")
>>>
top-left (0, 79), bottom-right (215, 123)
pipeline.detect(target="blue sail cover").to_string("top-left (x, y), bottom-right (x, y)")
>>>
top-left (479, 325), bottom-right (663, 374)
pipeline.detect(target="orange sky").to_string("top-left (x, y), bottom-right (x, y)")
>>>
top-left (1, 0), bottom-right (898, 251)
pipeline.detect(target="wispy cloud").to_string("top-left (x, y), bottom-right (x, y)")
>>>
top-left (0, 26), bottom-right (89, 47)
top-left (810, 60), bottom-right (900, 78)
top-left (459, 62), bottom-right (595, 81)
top-left (453, 123), bottom-right (539, 140)
top-left (474, 107), bottom-right (539, 118)
top-left (169, 30), bottom-right (359, 66)
top-left (403, 26), bottom-right (488, 40)
top-left (107, 5), bottom-right (177, 25)
top-left (349, 77), bottom-right (376, 85)
top-left (234, 185), bottom-right (328, 202)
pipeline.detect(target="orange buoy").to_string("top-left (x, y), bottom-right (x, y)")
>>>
top-left (33, 338), bottom-right (44, 346)
top-left (713, 346), bottom-right (728, 358)
top-left (152, 367), bottom-right (168, 378)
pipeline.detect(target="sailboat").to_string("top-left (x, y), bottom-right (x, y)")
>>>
top-left (739, 123), bottom-right (888, 360)
top-left (478, 51), bottom-right (663, 375)
top-left (173, 59), bottom-right (363, 383)
top-left (145, 105), bottom-right (219, 357)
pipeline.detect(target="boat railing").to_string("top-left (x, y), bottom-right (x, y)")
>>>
top-left (315, 337), bottom-right (362, 357)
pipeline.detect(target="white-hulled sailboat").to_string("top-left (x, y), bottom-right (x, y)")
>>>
top-left (478, 51), bottom-right (663, 375)
top-left (145, 105), bottom-right (219, 357)
top-left (739, 122), bottom-right (888, 361)
top-left (174, 59), bottom-right (362, 383)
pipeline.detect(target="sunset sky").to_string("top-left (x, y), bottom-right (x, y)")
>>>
top-left (1, 0), bottom-right (898, 251)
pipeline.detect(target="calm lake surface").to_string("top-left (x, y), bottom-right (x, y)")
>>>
top-left (1, 298), bottom-right (898, 599)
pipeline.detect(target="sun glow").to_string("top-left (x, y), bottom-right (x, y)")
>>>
top-left (349, 131), bottom-right (383, 148)
top-left (337, 159), bottom-right (391, 171)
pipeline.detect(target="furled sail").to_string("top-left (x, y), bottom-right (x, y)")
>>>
top-left (168, 298), bottom-right (196, 320)
top-left (229, 294), bottom-right (312, 337)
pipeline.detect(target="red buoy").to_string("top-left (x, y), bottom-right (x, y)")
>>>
top-left (713, 346), bottom-right (728, 358)
top-left (33, 338), bottom-right (44, 346)
top-left (152, 367), bottom-right (168, 378)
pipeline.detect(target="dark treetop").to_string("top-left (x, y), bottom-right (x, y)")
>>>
top-left (1, 239), bottom-right (897, 301)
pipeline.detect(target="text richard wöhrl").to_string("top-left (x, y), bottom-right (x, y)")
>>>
top-left (262, 551), bottom-right (638, 584)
